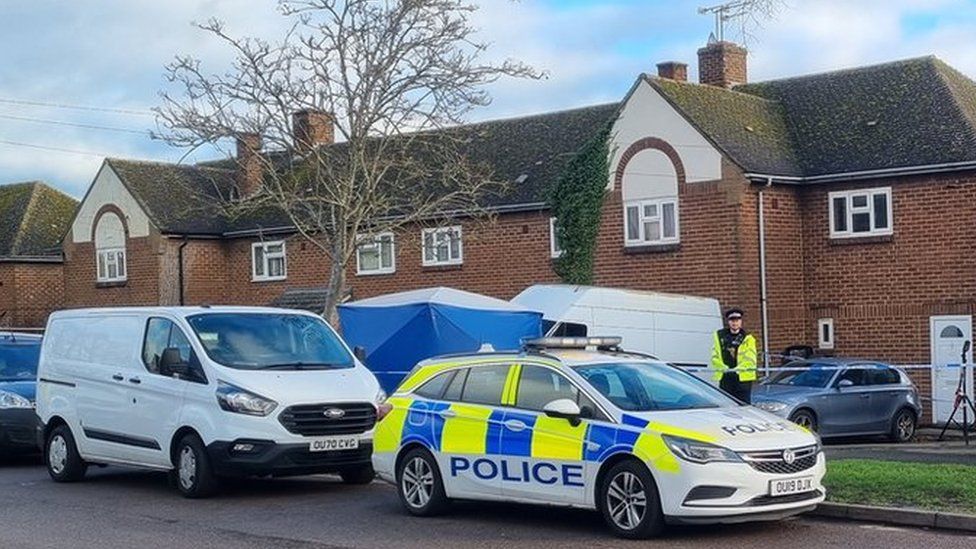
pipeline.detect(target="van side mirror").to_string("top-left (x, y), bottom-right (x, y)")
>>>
top-left (353, 346), bottom-right (367, 363)
top-left (837, 379), bottom-right (854, 389)
top-left (159, 347), bottom-right (189, 378)
top-left (543, 399), bottom-right (582, 427)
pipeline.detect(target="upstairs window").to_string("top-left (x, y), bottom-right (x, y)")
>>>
top-left (94, 212), bottom-right (127, 283)
top-left (252, 241), bottom-right (286, 281)
top-left (621, 148), bottom-right (679, 246)
top-left (624, 199), bottom-right (679, 246)
top-left (829, 188), bottom-right (892, 238)
top-left (549, 218), bottom-right (564, 258)
top-left (422, 226), bottom-right (463, 266)
top-left (356, 232), bottom-right (395, 275)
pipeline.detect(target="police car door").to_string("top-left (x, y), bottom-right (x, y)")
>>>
top-left (501, 364), bottom-right (590, 505)
top-left (435, 363), bottom-right (513, 500)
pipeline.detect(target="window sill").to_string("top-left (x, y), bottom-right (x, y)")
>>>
top-left (623, 243), bottom-right (681, 254)
top-left (356, 270), bottom-right (397, 277)
top-left (828, 234), bottom-right (893, 246)
top-left (422, 264), bottom-right (463, 272)
top-left (252, 277), bottom-right (287, 283)
top-left (95, 280), bottom-right (127, 289)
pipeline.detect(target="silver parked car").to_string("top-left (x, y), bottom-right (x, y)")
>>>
top-left (752, 359), bottom-right (922, 442)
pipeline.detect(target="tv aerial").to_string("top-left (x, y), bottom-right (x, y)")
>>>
top-left (698, 1), bottom-right (759, 43)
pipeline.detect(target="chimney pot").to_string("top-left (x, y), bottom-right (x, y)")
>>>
top-left (697, 41), bottom-right (747, 88)
top-left (656, 61), bottom-right (688, 82)
top-left (292, 109), bottom-right (335, 153)
top-left (235, 133), bottom-right (263, 197)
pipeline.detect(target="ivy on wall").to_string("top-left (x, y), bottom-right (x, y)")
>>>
top-left (547, 125), bottom-right (612, 284)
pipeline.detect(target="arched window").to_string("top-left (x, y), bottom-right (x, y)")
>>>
top-left (940, 325), bottom-right (964, 338)
top-left (95, 212), bottom-right (127, 282)
top-left (622, 149), bottom-right (679, 246)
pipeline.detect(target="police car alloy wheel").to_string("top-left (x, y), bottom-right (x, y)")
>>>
top-left (599, 460), bottom-right (664, 539)
top-left (396, 447), bottom-right (448, 516)
top-left (172, 434), bottom-right (219, 498)
top-left (45, 425), bottom-right (87, 483)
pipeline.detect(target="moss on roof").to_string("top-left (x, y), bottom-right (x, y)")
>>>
top-left (0, 181), bottom-right (77, 258)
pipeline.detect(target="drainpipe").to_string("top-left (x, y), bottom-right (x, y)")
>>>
top-left (758, 177), bottom-right (773, 368)
top-left (178, 237), bottom-right (189, 306)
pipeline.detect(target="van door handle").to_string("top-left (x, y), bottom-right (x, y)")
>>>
top-left (128, 377), bottom-right (141, 385)
top-left (112, 374), bottom-right (124, 382)
top-left (504, 420), bottom-right (527, 432)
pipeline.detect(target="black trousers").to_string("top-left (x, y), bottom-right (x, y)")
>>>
top-left (720, 373), bottom-right (754, 404)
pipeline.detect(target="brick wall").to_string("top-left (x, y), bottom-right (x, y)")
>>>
top-left (0, 262), bottom-right (64, 328)
top-left (62, 231), bottom-right (163, 309)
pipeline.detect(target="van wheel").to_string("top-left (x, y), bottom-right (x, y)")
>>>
top-left (339, 464), bottom-right (375, 485)
top-left (45, 425), bottom-right (87, 482)
top-left (172, 434), bottom-right (219, 498)
top-left (396, 447), bottom-right (448, 516)
top-left (599, 460), bottom-right (664, 539)
top-left (890, 408), bottom-right (917, 443)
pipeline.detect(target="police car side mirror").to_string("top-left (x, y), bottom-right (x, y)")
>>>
top-left (543, 399), bottom-right (582, 427)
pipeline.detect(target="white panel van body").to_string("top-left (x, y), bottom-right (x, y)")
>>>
top-left (512, 285), bottom-right (723, 369)
top-left (35, 306), bottom-right (384, 497)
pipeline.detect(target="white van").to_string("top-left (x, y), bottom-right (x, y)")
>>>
top-left (512, 285), bottom-right (722, 369)
top-left (35, 306), bottom-right (385, 497)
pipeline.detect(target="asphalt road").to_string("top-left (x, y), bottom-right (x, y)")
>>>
top-left (1, 456), bottom-right (974, 549)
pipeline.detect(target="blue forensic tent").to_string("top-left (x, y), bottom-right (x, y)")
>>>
top-left (338, 287), bottom-right (543, 392)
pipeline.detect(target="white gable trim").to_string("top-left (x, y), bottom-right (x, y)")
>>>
top-left (609, 78), bottom-right (723, 188)
top-left (70, 161), bottom-right (153, 244)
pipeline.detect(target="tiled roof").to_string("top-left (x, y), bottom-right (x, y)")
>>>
top-left (0, 181), bottom-right (77, 259)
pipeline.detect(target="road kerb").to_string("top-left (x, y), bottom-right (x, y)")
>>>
top-left (810, 502), bottom-right (976, 533)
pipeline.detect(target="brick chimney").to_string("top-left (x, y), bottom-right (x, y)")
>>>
top-left (656, 61), bottom-right (688, 82)
top-left (697, 41), bottom-right (747, 88)
top-left (235, 133), bottom-right (263, 196)
top-left (292, 109), bottom-right (335, 153)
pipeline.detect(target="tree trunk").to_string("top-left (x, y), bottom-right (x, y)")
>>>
top-left (322, 241), bottom-right (347, 328)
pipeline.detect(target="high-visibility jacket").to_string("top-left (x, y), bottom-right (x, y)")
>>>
top-left (710, 329), bottom-right (758, 382)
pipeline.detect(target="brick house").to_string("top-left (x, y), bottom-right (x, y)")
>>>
top-left (56, 40), bottom-right (976, 422)
top-left (0, 181), bottom-right (76, 329)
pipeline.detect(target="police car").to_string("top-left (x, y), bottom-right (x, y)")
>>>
top-left (372, 337), bottom-right (825, 539)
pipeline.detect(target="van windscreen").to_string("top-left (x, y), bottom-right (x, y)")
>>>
top-left (187, 313), bottom-right (353, 371)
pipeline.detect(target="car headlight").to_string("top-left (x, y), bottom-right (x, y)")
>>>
top-left (375, 389), bottom-right (393, 421)
top-left (754, 400), bottom-right (788, 413)
top-left (216, 381), bottom-right (277, 416)
top-left (662, 435), bottom-right (741, 464)
top-left (0, 390), bottom-right (33, 409)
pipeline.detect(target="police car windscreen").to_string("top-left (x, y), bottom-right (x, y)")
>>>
top-left (574, 362), bottom-right (737, 412)
top-left (187, 313), bottom-right (353, 371)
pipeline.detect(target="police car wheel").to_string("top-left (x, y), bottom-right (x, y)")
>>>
top-left (396, 448), bottom-right (448, 516)
top-left (599, 460), bottom-right (663, 539)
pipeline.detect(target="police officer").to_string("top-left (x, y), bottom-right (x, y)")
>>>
top-left (710, 308), bottom-right (758, 403)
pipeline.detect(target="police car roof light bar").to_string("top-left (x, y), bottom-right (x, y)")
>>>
top-left (522, 336), bottom-right (624, 350)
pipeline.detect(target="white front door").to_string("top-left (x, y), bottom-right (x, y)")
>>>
top-left (930, 316), bottom-right (973, 424)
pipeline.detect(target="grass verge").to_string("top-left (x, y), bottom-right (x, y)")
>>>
top-left (824, 459), bottom-right (976, 515)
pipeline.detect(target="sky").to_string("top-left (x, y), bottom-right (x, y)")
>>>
top-left (3, 0), bottom-right (976, 198)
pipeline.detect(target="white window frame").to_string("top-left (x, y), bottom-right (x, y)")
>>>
top-left (356, 232), bottom-right (396, 275)
top-left (549, 217), bottom-right (564, 259)
top-left (421, 226), bottom-right (463, 267)
top-left (828, 187), bottom-right (893, 238)
top-left (96, 247), bottom-right (127, 283)
top-left (623, 197), bottom-right (679, 247)
top-left (251, 240), bottom-right (287, 282)
top-left (818, 318), bottom-right (835, 350)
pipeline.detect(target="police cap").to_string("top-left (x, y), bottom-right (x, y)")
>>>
top-left (725, 308), bottom-right (744, 320)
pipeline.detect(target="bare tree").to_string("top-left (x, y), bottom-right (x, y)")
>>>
top-left (156, 0), bottom-right (539, 323)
